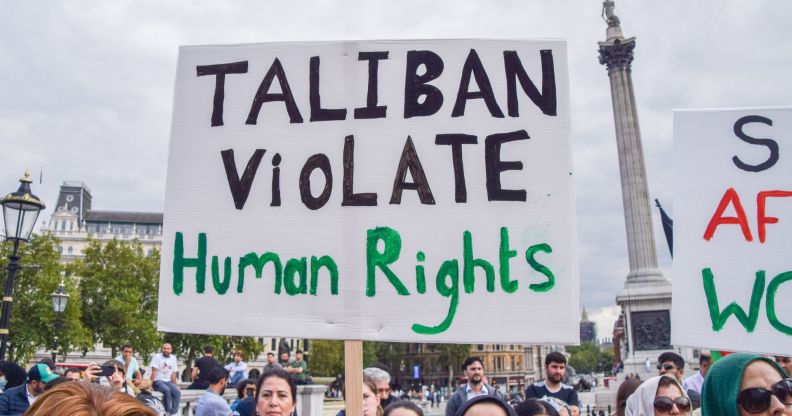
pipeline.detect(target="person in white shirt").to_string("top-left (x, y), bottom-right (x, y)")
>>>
top-left (150, 342), bottom-right (181, 416)
top-left (224, 351), bottom-right (248, 387)
top-left (682, 352), bottom-right (710, 409)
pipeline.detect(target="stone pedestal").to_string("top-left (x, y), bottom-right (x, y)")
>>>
top-left (297, 384), bottom-right (328, 416)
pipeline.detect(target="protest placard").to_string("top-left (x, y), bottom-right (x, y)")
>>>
top-left (157, 39), bottom-right (578, 344)
top-left (673, 107), bottom-right (792, 355)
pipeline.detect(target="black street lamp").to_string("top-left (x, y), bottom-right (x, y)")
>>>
top-left (50, 279), bottom-right (69, 363)
top-left (0, 171), bottom-right (45, 361)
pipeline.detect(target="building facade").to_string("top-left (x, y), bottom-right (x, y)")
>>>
top-left (42, 181), bottom-right (163, 262)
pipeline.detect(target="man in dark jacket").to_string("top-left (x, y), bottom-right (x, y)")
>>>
top-left (445, 357), bottom-right (502, 416)
top-left (0, 363), bottom-right (60, 415)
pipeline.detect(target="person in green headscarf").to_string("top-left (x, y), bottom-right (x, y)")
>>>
top-left (702, 352), bottom-right (792, 416)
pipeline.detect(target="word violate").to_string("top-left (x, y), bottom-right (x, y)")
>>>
top-left (171, 226), bottom-right (556, 335)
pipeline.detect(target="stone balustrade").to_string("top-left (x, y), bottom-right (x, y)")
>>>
top-left (155, 384), bottom-right (327, 416)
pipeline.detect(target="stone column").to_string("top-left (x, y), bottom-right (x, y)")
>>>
top-left (598, 1), bottom-right (673, 374)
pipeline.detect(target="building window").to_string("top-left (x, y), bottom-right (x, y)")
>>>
top-left (67, 247), bottom-right (73, 255)
top-left (477, 344), bottom-right (484, 351)
top-left (59, 246), bottom-right (63, 254)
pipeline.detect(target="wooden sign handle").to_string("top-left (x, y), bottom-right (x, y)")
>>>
top-left (344, 340), bottom-right (363, 416)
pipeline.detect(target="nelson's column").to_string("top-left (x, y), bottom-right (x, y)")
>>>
top-left (598, 1), bottom-right (673, 373)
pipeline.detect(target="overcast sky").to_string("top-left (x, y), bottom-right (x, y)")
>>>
top-left (2, 0), bottom-right (791, 340)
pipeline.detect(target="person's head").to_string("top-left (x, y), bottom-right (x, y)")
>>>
top-left (615, 378), bottom-right (643, 416)
top-left (295, 350), bottom-right (303, 360)
top-left (203, 345), bottom-right (215, 356)
top-left (138, 379), bottom-right (154, 393)
top-left (205, 366), bottom-right (228, 394)
top-left (256, 368), bottom-right (297, 416)
top-left (0, 361), bottom-right (27, 389)
top-left (161, 343), bottom-right (172, 357)
top-left (383, 400), bottom-right (424, 416)
top-left (121, 344), bottom-right (134, 360)
top-left (363, 379), bottom-right (383, 416)
top-left (25, 380), bottom-right (157, 416)
top-left (695, 352), bottom-right (711, 377)
top-left (703, 353), bottom-right (791, 416)
top-left (544, 352), bottom-right (567, 386)
top-left (774, 356), bottom-right (792, 377)
top-left (27, 363), bottom-right (60, 396)
top-left (64, 367), bottom-right (82, 381)
top-left (280, 352), bottom-right (290, 362)
top-left (364, 367), bottom-right (392, 401)
top-left (44, 376), bottom-right (72, 391)
top-left (234, 351), bottom-right (243, 363)
top-left (267, 352), bottom-right (276, 364)
top-left (237, 378), bottom-right (258, 399)
top-left (39, 357), bottom-right (56, 370)
top-left (657, 352), bottom-right (685, 382)
top-left (515, 398), bottom-right (560, 416)
top-left (103, 360), bottom-right (126, 390)
top-left (626, 375), bottom-right (690, 416)
top-left (456, 395), bottom-right (517, 416)
top-left (463, 357), bottom-right (484, 386)
top-left (249, 368), bottom-right (261, 380)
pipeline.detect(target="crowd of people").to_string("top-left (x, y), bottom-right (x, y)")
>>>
top-left (0, 341), bottom-right (314, 416)
top-left (0, 344), bottom-right (789, 416)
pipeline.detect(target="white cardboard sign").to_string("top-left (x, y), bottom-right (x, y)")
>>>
top-left (673, 107), bottom-right (792, 355)
top-left (158, 39), bottom-right (578, 344)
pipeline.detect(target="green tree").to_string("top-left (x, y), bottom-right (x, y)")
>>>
top-left (76, 239), bottom-right (161, 359)
top-left (370, 342), bottom-right (407, 375)
top-left (437, 344), bottom-right (471, 388)
top-left (163, 333), bottom-right (264, 381)
top-left (309, 339), bottom-right (344, 377)
top-left (0, 234), bottom-right (91, 363)
top-left (567, 342), bottom-right (613, 374)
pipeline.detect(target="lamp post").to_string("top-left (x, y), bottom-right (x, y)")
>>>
top-left (50, 280), bottom-right (69, 363)
top-left (0, 171), bottom-right (45, 361)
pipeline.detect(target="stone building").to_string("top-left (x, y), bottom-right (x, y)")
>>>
top-left (580, 308), bottom-right (597, 345)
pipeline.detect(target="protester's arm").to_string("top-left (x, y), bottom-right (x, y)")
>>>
top-left (294, 362), bottom-right (305, 373)
top-left (191, 366), bottom-right (198, 380)
top-left (568, 390), bottom-right (580, 416)
top-left (149, 366), bottom-right (158, 382)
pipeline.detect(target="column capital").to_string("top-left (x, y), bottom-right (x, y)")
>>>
top-left (598, 37), bottom-right (635, 72)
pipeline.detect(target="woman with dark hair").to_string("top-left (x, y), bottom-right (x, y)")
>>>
top-left (383, 400), bottom-right (424, 416)
top-left (256, 368), bottom-right (297, 416)
top-left (515, 398), bottom-right (561, 416)
top-left (702, 352), bottom-right (792, 416)
top-left (0, 361), bottom-right (27, 392)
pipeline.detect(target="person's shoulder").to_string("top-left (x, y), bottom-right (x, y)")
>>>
top-left (558, 382), bottom-right (575, 391)
top-left (528, 381), bottom-right (546, 390)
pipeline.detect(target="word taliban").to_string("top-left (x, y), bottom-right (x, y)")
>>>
top-left (172, 227), bottom-right (555, 335)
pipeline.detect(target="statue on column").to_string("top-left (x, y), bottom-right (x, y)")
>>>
top-left (601, 0), bottom-right (621, 27)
